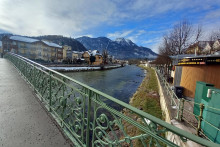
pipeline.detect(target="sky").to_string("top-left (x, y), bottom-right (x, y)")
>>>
top-left (0, 0), bottom-right (220, 53)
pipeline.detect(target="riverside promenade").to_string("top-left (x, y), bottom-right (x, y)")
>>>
top-left (0, 58), bottom-right (72, 147)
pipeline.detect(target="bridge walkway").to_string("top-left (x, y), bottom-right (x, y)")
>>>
top-left (0, 58), bottom-right (72, 147)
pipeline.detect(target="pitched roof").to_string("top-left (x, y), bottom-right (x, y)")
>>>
top-left (72, 51), bottom-right (83, 54)
top-left (91, 50), bottom-right (98, 56)
top-left (170, 54), bottom-right (197, 59)
top-left (42, 40), bottom-right (62, 48)
top-left (10, 36), bottom-right (39, 43)
top-left (83, 50), bottom-right (102, 56)
top-left (9, 36), bottom-right (62, 48)
top-left (91, 50), bottom-right (102, 56)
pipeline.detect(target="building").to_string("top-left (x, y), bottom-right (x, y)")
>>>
top-left (202, 41), bottom-right (215, 54)
top-left (0, 41), bottom-right (2, 57)
top-left (82, 50), bottom-right (103, 65)
top-left (82, 51), bottom-right (91, 63)
top-left (41, 40), bottom-right (63, 62)
top-left (93, 51), bottom-right (103, 65)
top-left (72, 51), bottom-right (83, 59)
top-left (63, 45), bottom-right (72, 60)
top-left (186, 40), bottom-right (220, 55)
top-left (173, 55), bottom-right (220, 98)
top-left (2, 36), bottom-right (63, 62)
top-left (186, 41), bottom-right (210, 55)
top-left (213, 39), bottom-right (220, 51)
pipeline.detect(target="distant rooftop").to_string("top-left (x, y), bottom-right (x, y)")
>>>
top-left (10, 36), bottom-right (39, 43)
top-left (91, 50), bottom-right (102, 56)
top-left (170, 54), bottom-right (220, 60)
top-left (72, 51), bottom-right (83, 54)
top-left (170, 54), bottom-right (197, 59)
top-left (42, 41), bottom-right (62, 48)
top-left (9, 36), bottom-right (62, 48)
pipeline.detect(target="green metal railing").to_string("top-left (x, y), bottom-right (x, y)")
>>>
top-left (155, 67), bottom-right (220, 142)
top-left (5, 53), bottom-right (219, 147)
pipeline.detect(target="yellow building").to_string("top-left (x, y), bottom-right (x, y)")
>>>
top-left (63, 45), bottom-right (72, 60)
top-left (82, 50), bottom-right (103, 65)
top-left (2, 36), bottom-right (63, 62)
top-left (72, 52), bottom-right (78, 59)
top-left (72, 51), bottom-right (83, 59)
top-left (94, 54), bottom-right (103, 65)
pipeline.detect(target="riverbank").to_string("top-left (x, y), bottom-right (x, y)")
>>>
top-left (47, 64), bottom-right (122, 72)
top-left (122, 65), bottom-right (162, 146)
top-left (130, 65), bottom-right (162, 118)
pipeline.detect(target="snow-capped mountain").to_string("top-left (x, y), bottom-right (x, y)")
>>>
top-left (115, 38), bottom-right (136, 46)
top-left (76, 36), bottom-right (157, 59)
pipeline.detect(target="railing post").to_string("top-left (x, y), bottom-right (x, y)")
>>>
top-left (25, 62), bottom-right (27, 79)
top-left (61, 77), bottom-right (65, 128)
top-left (176, 98), bottom-right (184, 121)
top-left (91, 94), bottom-right (98, 147)
top-left (171, 93), bottom-right (174, 106)
top-left (197, 103), bottom-right (204, 136)
top-left (86, 90), bottom-right (92, 147)
top-left (180, 98), bottom-right (185, 121)
top-left (49, 71), bottom-right (52, 112)
top-left (33, 65), bottom-right (36, 92)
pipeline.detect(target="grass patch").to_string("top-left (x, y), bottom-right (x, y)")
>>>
top-left (122, 65), bottom-right (163, 146)
top-left (131, 65), bottom-right (162, 119)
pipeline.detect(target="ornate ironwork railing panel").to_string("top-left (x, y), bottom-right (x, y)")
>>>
top-left (5, 53), bottom-right (219, 147)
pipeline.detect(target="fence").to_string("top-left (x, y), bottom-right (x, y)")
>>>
top-left (4, 53), bottom-right (219, 147)
top-left (155, 67), bottom-right (220, 143)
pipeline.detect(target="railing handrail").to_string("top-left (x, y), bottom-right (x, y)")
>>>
top-left (6, 53), bottom-right (220, 147)
top-left (154, 67), bottom-right (220, 145)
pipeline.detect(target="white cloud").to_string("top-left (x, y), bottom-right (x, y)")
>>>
top-left (136, 30), bottom-right (146, 36)
top-left (107, 30), bottom-right (133, 39)
top-left (0, 0), bottom-right (219, 38)
top-left (74, 34), bottom-right (94, 38)
top-left (0, 0), bottom-right (117, 36)
top-left (149, 43), bottom-right (161, 54)
top-left (142, 37), bottom-right (163, 53)
top-left (107, 29), bottom-right (147, 43)
top-left (119, 30), bottom-right (147, 43)
top-left (142, 40), bottom-right (154, 44)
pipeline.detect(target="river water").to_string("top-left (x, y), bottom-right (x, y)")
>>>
top-left (64, 65), bottom-right (146, 104)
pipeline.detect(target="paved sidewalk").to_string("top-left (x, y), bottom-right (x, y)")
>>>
top-left (0, 58), bottom-right (72, 147)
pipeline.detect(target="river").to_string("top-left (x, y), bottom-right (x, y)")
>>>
top-left (64, 65), bottom-right (146, 105)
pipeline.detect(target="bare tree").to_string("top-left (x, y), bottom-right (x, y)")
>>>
top-left (154, 20), bottom-right (203, 80)
top-left (102, 49), bottom-right (108, 65)
top-left (160, 20), bottom-right (203, 55)
top-left (195, 25), bottom-right (203, 42)
top-left (209, 28), bottom-right (220, 41)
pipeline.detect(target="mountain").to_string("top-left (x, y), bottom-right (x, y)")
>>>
top-left (115, 38), bottom-right (136, 46)
top-left (33, 35), bottom-right (87, 52)
top-left (76, 36), bottom-right (157, 59)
